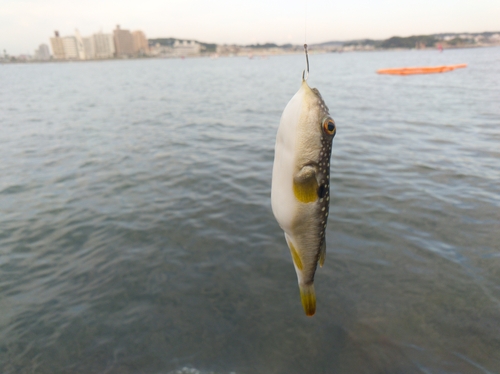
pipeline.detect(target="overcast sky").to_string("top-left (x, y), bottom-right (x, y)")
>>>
top-left (1, 0), bottom-right (500, 55)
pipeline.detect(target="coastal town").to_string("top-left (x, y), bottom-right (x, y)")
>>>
top-left (2, 25), bottom-right (500, 63)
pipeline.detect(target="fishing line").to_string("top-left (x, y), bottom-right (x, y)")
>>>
top-left (302, 44), bottom-right (309, 81)
top-left (302, 0), bottom-right (309, 81)
top-left (304, 0), bottom-right (308, 45)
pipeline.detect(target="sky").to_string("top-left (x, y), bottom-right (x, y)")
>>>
top-left (1, 0), bottom-right (500, 55)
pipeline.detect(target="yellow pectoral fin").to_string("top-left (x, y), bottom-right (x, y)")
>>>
top-left (299, 283), bottom-right (316, 317)
top-left (293, 177), bottom-right (318, 203)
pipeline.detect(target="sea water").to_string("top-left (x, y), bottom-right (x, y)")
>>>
top-left (1, 47), bottom-right (499, 373)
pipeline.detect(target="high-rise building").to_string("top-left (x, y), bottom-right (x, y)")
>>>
top-left (83, 37), bottom-right (96, 59)
top-left (50, 31), bottom-right (65, 59)
top-left (132, 30), bottom-right (149, 55)
top-left (113, 25), bottom-right (134, 57)
top-left (34, 44), bottom-right (51, 60)
top-left (62, 36), bottom-right (78, 59)
top-left (93, 32), bottom-right (115, 58)
top-left (75, 29), bottom-right (86, 59)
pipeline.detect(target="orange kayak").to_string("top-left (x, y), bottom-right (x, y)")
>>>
top-left (377, 64), bottom-right (467, 75)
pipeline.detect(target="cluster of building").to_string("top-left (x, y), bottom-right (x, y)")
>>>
top-left (214, 44), bottom-right (300, 57)
top-left (49, 25), bottom-right (148, 60)
top-left (3, 29), bottom-right (499, 63)
top-left (149, 40), bottom-right (202, 57)
top-left (442, 33), bottom-right (500, 43)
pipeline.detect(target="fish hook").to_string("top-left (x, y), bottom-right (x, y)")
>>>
top-left (302, 44), bottom-right (309, 81)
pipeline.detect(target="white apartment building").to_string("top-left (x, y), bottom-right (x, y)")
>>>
top-left (83, 37), bottom-right (96, 59)
top-left (50, 31), bottom-right (65, 59)
top-left (50, 31), bottom-right (79, 60)
top-left (173, 40), bottom-right (201, 56)
top-left (62, 36), bottom-right (78, 59)
top-left (49, 30), bottom-right (115, 60)
top-left (93, 32), bottom-right (115, 58)
top-left (75, 30), bottom-right (86, 59)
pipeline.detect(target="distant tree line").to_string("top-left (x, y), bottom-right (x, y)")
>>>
top-left (343, 39), bottom-right (378, 47)
top-left (446, 37), bottom-right (475, 46)
top-left (344, 35), bottom-right (438, 49)
top-left (340, 34), bottom-right (483, 49)
top-left (379, 35), bottom-right (438, 48)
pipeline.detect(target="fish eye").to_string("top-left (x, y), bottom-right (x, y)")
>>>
top-left (323, 118), bottom-right (336, 136)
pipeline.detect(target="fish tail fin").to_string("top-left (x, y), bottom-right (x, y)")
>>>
top-left (299, 283), bottom-right (316, 317)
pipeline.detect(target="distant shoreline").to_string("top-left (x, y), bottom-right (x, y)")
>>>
top-left (4, 30), bottom-right (499, 63)
top-left (2, 44), bottom-right (499, 65)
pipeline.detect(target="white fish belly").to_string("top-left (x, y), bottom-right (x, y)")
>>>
top-left (271, 87), bottom-right (305, 234)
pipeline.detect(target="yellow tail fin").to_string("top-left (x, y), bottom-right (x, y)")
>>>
top-left (299, 283), bottom-right (316, 316)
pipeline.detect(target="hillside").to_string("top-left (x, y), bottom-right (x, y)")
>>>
top-left (315, 31), bottom-right (500, 50)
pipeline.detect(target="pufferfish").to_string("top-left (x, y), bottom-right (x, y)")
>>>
top-left (271, 76), bottom-right (336, 317)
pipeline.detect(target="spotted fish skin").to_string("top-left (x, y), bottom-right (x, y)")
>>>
top-left (271, 79), bottom-right (336, 316)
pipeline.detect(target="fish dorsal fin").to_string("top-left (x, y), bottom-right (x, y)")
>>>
top-left (319, 239), bottom-right (326, 267)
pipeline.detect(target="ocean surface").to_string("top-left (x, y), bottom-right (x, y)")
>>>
top-left (1, 47), bottom-right (499, 374)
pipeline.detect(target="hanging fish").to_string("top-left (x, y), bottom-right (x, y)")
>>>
top-left (271, 46), bottom-right (336, 316)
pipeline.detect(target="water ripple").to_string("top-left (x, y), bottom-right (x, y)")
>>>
top-left (1, 48), bottom-right (500, 373)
